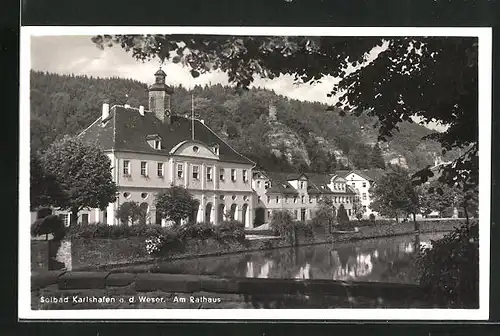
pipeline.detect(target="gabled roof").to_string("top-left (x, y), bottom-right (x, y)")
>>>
top-left (79, 106), bottom-right (254, 165)
top-left (264, 172), bottom-right (299, 195)
top-left (340, 169), bottom-right (386, 182)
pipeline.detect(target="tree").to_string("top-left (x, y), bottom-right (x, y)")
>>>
top-left (313, 197), bottom-right (337, 234)
top-left (41, 136), bottom-right (118, 226)
top-left (155, 186), bottom-right (199, 226)
top-left (93, 35), bottom-right (478, 191)
top-left (370, 143), bottom-right (386, 169)
top-left (352, 196), bottom-right (365, 221)
top-left (30, 151), bottom-right (63, 211)
top-left (370, 166), bottom-right (421, 230)
top-left (336, 204), bottom-right (350, 229)
top-left (115, 201), bottom-right (145, 226)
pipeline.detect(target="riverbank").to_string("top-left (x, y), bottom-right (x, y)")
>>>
top-left (32, 220), bottom-right (461, 272)
top-left (31, 271), bottom-right (439, 310)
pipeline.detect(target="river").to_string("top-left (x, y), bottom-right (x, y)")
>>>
top-left (146, 232), bottom-right (447, 284)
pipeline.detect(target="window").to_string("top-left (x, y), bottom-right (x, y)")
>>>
top-left (140, 161), bottom-right (148, 176)
top-left (363, 205), bottom-right (367, 211)
top-left (267, 210), bottom-right (271, 219)
top-left (300, 181), bottom-right (304, 189)
top-left (81, 214), bottom-right (88, 225)
top-left (334, 197), bottom-right (337, 203)
top-left (219, 168), bottom-right (225, 181)
top-left (213, 145), bottom-right (219, 155)
top-left (157, 162), bottom-right (164, 177)
top-left (362, 182), bottom-right (367, 188)
top-left (177, 164), bottom-right (183, 178)
top-left (206, 166), bottom-right (213, 181)
top-left (294, 210), bottom-right (298, 219)
top-left (276, 196), bottom-right (279, 203)
top-left (258, 196), bottom-right (262, 203)
top-left (123, 192), bottom-right (131, 199)
top-left (59, 214), bottom-right (69, 226)
top-left (309, 196), bottom-right (313, 203)
top-left (294, 196), bottom-right (297, 203)
top-left (301, 195), bottom-right (305, 203)
top-left (285, 196), bottom-right (289, 203)
top-left (192, 146), bottom-right (199, 153)
top-left (243, 170), bottom-right (248, 182)
top-left (348, 209), bottom-right (352, 216)
top-left (267, 196), bottom-right (271, 203)
top-left (362, 193), bottom-right (367, 200)
top-left (123, 160), bottom-right (130, 175)
top-left (231, 169), bottom-right (236, 182)
top-left (257, 181), bottom-right (261, 188)
top-left (264, 181), bottom-right (270, 189)
top-left (141, 192), bottom-right (148, 199)
top-left (352, 183), bottom-right (355, 187)
top-left (154, 140), bottom-right (161, 149)
top-left (192, 165), bottom-right (199, 180)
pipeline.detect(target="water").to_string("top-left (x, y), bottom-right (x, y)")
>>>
top-left (149, 232), bottom-right (447, 284)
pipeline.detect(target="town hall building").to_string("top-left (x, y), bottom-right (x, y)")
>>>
top-left (77, 69), bottom-right (256, 227)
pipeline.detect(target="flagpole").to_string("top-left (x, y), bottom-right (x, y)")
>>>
top-left (191, 94), bottom-right (195, 140)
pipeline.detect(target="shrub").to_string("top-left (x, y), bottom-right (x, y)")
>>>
top-left (336, 204), bottom-right (350, 229)
top-left (269, 210), bottom-right (295, 237)
top-left (31, 215), bottom-right (66, 240)
top-left (36, 207), bottom-right (53, 219)
top-left (415, 221), bottom-right (479, 308)
top-left (177, 222), bottom-right (216, 240)
top-left (294, 221), bottom-right (314, 239)
top-left (369, 213), bottom-right (376, 222)
top-left (115, 201), bottom-right (146, 225)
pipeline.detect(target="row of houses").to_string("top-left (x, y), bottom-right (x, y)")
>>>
top-left (32, 69), bottom-right (384, 227)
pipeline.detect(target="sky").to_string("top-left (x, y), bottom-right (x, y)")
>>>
top-left (30, 35), bottom-right (446, 131)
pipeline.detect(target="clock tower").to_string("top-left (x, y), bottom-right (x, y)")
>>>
top-left (148, 68), bottom-right (174, 124)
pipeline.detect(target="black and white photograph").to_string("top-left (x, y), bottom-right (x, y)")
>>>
top-left (19, 27), bottom-right (491, 320)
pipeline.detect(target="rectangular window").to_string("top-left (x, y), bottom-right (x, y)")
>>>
top-left (192, 165), bottom-right (199, 180)
top-left (309, 196), bottom-right (313, 203)
top-left (264, 181), bottom-right (270, 189)
top-left (81, 214), bottom-right (88, 225)
top-left (362, 193), bottom-right (367, 200)
top-left (154, 140), bottom-right (161, 149)
top-left (231, 169), bottom-right (236, 182)
top-left (352, 183), bottom-right (355, 187)
top-left (243, 170), bottom-right (248, 182)
top-left (258, 196), bottom-right (261, 203)
top-left (123, 160), bottom-right (130, 175)
top-left (58, 214), bottom-right (69, 226)
top-left (206, 166), bottom-right (213, 181)
top-left (334, 197), bottom-right (337, 203)
top-left (267, 196), bottom-right (271, 203)
top-left (348, 209), bottom-right (352, 216)
top-left (157, 162), bottom-right (164, 177)
top-left (276, 196), bottom-right (279, 203)
top-left (294, 196), bottom-right (297, 203)
top-left (140, 161), bottom-right (148, 176)
top-left (362, 182), bottom-right (367, 188)
top-left (177, 164), bottom-right (183, 178)
top-left (301, 195), bottom-right (305, 203)
top-left (267, 210), bottom-right (271, 219)
top-left (219, 168), bottom-right (225, 181)
top-left (285, 196), bottom-right (289, 203)
top-left (300, 181), bottom-right (304, 189)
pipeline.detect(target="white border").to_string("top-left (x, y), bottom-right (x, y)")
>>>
top-left (19, 26), bottom-right (492, 321)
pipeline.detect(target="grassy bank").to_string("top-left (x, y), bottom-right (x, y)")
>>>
top-left (48, 220), bottom-right (463, 271)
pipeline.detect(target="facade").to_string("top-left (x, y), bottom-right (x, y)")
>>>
top-left (252, 171), bottom-right (357, 225)
top-left (75, 69), bottom-right (256, 227)
top-left (337, 169), bottom-right (385, 218)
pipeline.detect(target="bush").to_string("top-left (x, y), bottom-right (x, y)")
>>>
top-left (415, 221), bottom-right (479, 308)
top-left (269, 210), bottom-right (295, 237)
top-left (31, 215), bottom-right (66, 240)
top-left (215, 220), bottom-right (246, 244)
top-left (294, 221), bottom-right (314, 239)
top-left (177, 222), bottom-right (216, 240)
top-left (369, 213), bottom-right (376, 222)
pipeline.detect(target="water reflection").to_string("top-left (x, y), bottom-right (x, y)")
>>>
top-left (153, 233), bottom-right (445, 284)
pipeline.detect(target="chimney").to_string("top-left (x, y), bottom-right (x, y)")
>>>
top-left (139, 105), bottom-right (145, 116)
top-left (102, 103), bottom-right (110, 121)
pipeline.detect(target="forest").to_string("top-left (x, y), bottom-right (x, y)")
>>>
top-left (30, 70), bottom-right (457, 174)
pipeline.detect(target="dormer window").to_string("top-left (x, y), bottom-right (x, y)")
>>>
top-left (146, 134), bottom-right (162, 150)
top-left (211, 144), bottom-right (220, 155)
top-left (264, 181), bottom-right (271, 189)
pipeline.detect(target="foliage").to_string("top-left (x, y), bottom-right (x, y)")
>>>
top-left (370, 144), bottom-right (386, 169)
top-left (31, 215), bottom-right (66, 240)
top-left (415, 221), bottom-right (479, 308)
top-left (40, 136), bottom-right (118, 225)
top-left (67, 222), bottom-right (167, 239)
top-left (336, 204), bottom-right (350, 229)
top-left (369, 213), bottom-right (376, 222)
top-left (115, 201), bottom-right (147, 226)
top-left (269, 210), bottom-right (296, 237)
top-left (311, 197), bottom-right (336, 233)
top-left (154, 186), bottom-right (199, 226)
top-left (352, 196), bottom-right (365, 221)
top-left (30, 152), bottom-right (63, 211)
top-left (93, 35), bottom-right (476, 190)
top-left (370, 166), bottom-right (421, 223)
